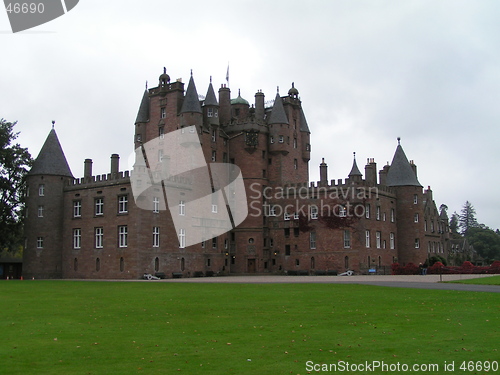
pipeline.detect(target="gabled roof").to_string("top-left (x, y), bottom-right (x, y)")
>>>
top-left (299, 108), bottom-right (310, 133)
top-left (267, 93), bottom-right (289, 125)
top-left (348, 154), bottom-right (363, 177)
top-left (180, 75), bottom-right (202, 114)
top-left (386, 142), bottom-right (421, 187)
top-left (203, 82), bottom-right (219, 107)
top-left (135, 90), bottom-right (150, 124)
top-left (28, 128), bottom-right (73, 177)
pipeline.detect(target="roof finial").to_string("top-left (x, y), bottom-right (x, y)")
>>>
top-left (145, 80), bottom-right (148, 90)
top-left (353, 151), bottom-right (356, 159)
top-left (163, 67), bottom-right (166, 74)
top-left (238, 88), bottom-right (241, 96)
top-left (292, 82), bottom-right (295, 88)
top-left (210, 75), bottom-right (212, 83)
top-left (277, 86), bottom-right (280, 94)
top-left (397, 137), bottom-right (401, 145)
top-left (51, 120), bottom-right (55, 129)
top-left (190, 69), bottom-right (193, 77)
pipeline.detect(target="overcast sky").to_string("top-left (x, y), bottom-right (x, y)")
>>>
top-left (2, 0), bottom-right (499, 230)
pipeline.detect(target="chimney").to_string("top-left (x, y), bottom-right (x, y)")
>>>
top-left (84, 159), bottom-right (93, 180)
top-left (319, 158), bottom-right (328, 184)
top-left (218, 85), bottom-right (231, 124)
top-left (365, 158), bottom-right (377, 185)
top-left (379, 163), bottom-right (390, 186)
top-left (410, 160), bottom-right (417, 179)
top-left (255, 90), bottom-right (265, 120)
top-left (111, 154), bottom-right (120, 176)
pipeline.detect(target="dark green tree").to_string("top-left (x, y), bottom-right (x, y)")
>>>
top-left (467, 227), bottom-right (500, 261)
top-left (458, 201), bottom-right (479, 235)
top-left (450, 212), bottom-right (459, 234)
top-left (0, 119), bottom-right (32, 252)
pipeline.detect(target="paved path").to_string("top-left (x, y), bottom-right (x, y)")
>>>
top-left (160, 274), bottom-right (500, 293)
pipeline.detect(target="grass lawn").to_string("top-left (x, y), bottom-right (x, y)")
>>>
top-left (445, 275), bottom-right (500, 286)
top-left (1, 281), bottom-right (499, 375)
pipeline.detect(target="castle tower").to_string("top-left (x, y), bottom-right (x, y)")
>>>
top-left (386, 138), bottom-right (425, 265)
top-left (203, 78), bottom-right (219, 130)
top-left (134, 88), bottom-right (150, 149)
top-left (23, 126), bottom-right (73, 279)
top-left (347, 152), bottom-right (363, 184)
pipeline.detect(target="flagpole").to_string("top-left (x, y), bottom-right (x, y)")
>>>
top-left (226, 63), bottom-right (229, 88)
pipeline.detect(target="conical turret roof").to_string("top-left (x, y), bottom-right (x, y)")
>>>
top-left (386, 140), bottom-right (421, 187)
top-left (28, 128), bottom-right (73, 177)
top-left (203, 82), bottom-right (219, 107)
top-left (180, 74), bottom-right (202, 114)
top-left (299, 108), bottom-right (310, 133)
top-left (348, 153), bottom-right (363, 177)
top-left (135, 90), bottom-right (150, 124)
top-left (268, 93), bottom-right (289, 125)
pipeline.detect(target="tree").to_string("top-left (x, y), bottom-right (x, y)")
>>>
top-left (458, 201), bottom-right (479, 235)
top-left (0, 119), bottom-right (32, 252)
top-left (450, 212), bottom-right (459, 234)
top-left (467, 227), bottom-right (500, 261)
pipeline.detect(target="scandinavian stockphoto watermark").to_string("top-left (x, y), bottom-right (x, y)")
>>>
top-left (3, 0), bottom-right (79, 33)
top-left (129, 126), bottom-right (248, 248)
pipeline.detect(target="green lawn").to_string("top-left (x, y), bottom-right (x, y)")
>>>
top-left (1, 281), bottom-right (499, 375)
top-left (445, 275), bottom-right (500, 285)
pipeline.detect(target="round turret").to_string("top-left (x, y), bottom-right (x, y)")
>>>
top-left (159, 67), bottom-right (170, 86)
top-left (288, 82), bottom-right (299, 97)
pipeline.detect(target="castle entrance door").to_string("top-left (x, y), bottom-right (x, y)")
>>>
top-left (247, 259), bottom-right (256, 273)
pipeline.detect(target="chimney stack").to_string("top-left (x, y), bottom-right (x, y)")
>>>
top-left (84, 159), bottom-right (93, 180)
top-left (111, 154), bottom-right (120, 176)
top-left (255, 90), bottom-right (265, 120)
top-left (364, 158), bottom-right (377, 185)
top-left (319, 158), bottom-right (328, 184)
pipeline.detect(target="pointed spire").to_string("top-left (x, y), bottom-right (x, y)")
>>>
top-left (349, 152), bottom-right (363, 177)
top-left (180, 74), bottom-right (202, 114)
top-left (203, 80), bottom-right (219, 107)
top-left (135, 89), bottom-right (150, 124)
top-left (386, 139), bottom-right (422, 187)
top-left (28, 128), bottom-right (73, 177)
top-left (268, 93), bottom-right (289, 125)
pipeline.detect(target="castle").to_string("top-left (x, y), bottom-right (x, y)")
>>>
top-left (22, 68), bottom-right (450, 279)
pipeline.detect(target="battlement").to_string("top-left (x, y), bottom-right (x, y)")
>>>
top-left (69, 170), bottom-right (130, 187)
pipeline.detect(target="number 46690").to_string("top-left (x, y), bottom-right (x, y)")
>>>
top-left (5, 3), bottom-right (45, 14)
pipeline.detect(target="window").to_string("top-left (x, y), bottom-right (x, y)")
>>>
top-left (118, 226), bottom-right (128, 248)
top-left (365, 204), bottom-right (370, 219)
top-left (376, 231), bottom-right (381, 249)
top-left (36, 237), bottom-right (44, 249)
top-left (284, 228), bottom-right (290, 238)
top-left (73, 229), bottom-right (81, 249)
top-left (310, 232), bottom-right (316, 249)
top-left (414, 194), bottom-right (418, 204)
top-left (153, 197), bottom-right (160, 213)
top-left (414, 213), bottom-right (419, 223)
top-left (270, 136), bottom-right (274, 144)
top-left (344, 230), bottom-right (351, 248)
top-left (158, 149), bottom-right (163, 162)
top-left (279, 135), bottom-right (284, 143)
top-left (294, 227), bottom-right (300, 237)
top-left (95, 198), bottom-right (104, 216)
top-left (37, 205), bottom-right (44, 217)
top-left (179, 229), bottom-right (186, 249)
top-left (179, 200), bottom-right (185, 216)
top-left (95, 227), bottom-right (103, 248)
top-left (293, 138), bottom-right (297, 148)
top-left (212, 204), bottom-right (218, 213)
top-left (212, 129), bottom-right (216, 141)
top-left (155, 257), bottom-right (159, 272)
top-left (344, 256), bottom-right (349, 269)
top-left (365, 230), bottom-right (370, 248)
top-left (96, 258), bottom-right (100, 272)
top-left (294, 159), bottom-right (298, 170)
top-left (208, 108), bottom-right (214, 117)
top-left (211, 150), bottom-right (216, 162)
top-left (296, 259), bottom-right (300, 266)
top-left (390, 233), bottom-right (395, 249)
top-left (391, 208), bottom-right (395, 222)
top-left (159, 126), bottom-right (165, 139)
top-left (212, 238), bottom-right (217, 249)
top-left (153, 227), bottom-right (160, 247)
top-left (339, 206), bottom-right (347, 217)
top-left (294, 212), bottom-right (299, 220)
top-left (269, 205), bottom-right (277, 216)
top-left (284, 212), bottom-right (290, 221)
top-left (310, 205), bottom-right (318, 219)
top-left (430, 221), bottom-right (434, 232)
top-left (38, 184), bottom-right (45, 196)
top-left (414, 238), bottom-right (420, 249)
top-left (160, 107), bottom-right (166, 119)
top-left (73, 201), bottom-right (82, 218)
top-left (376, 206), bottom-right (380, 221)
top-left (306, 143), bottom-right (311, 151)
top-left (118, 195), bottom-right (128, 213)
